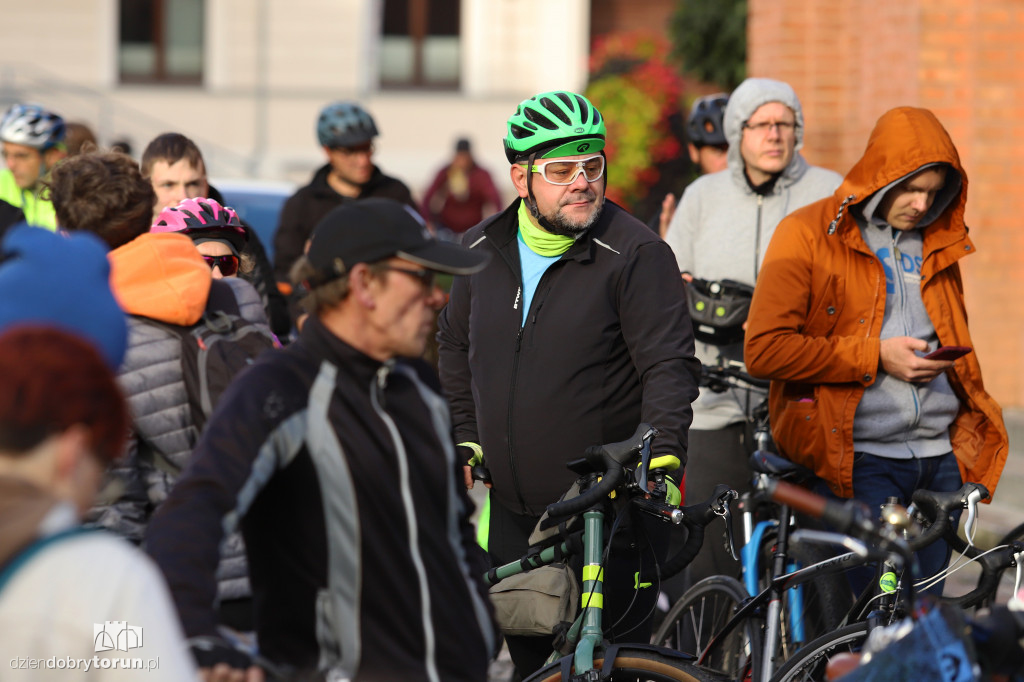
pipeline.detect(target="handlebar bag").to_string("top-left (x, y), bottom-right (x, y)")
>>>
top-left (686, 278), bottom-right (754, 346)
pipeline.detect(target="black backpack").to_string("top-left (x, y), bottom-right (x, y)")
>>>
top-left (135, 280), bottom-right (277, 462)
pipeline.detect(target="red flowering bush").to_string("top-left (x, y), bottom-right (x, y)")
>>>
top-left (586, 33), bottom-right (687, 212)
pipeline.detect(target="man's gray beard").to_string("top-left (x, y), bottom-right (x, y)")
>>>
top-left (546, 199), bottom-right (604, 239)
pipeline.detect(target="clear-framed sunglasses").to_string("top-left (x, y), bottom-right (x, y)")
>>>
top-left (528, 155), bottom-right (605, 185)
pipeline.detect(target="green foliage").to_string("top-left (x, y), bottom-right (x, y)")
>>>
top-left (670, 0), bottom-right (747, 90)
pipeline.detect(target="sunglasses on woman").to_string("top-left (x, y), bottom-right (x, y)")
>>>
top-left (202, 254), bottom-right (240, 277)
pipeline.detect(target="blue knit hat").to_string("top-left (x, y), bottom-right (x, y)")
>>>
top-left (0, 224), bottom-right (127, 368)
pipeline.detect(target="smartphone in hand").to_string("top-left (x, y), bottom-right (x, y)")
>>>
top-left (923, 345), bottom-right (972, 361)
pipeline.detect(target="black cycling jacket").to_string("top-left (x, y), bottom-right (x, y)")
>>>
top-left (437, 199), bottom-right (700, 516)
top-left (145, 317), bottom-right (495, 680)
top-left (272, 164), bottom-right (416, 281)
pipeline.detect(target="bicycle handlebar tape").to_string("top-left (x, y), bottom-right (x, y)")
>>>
top-left (643, 483), bottom-right (733, 582)
top-left (541, 463), bottom-right (623, 529)
top-left (909, 483), bottom-right (989, 552)
top-left (768, 480), bottom-right (875, 538)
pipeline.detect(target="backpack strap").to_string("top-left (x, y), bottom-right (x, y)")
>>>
top-left (0, 526), bottom-right (95, 594)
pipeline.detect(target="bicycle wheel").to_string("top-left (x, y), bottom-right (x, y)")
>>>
top-left (756, 530), bottom-right (853, 663)
top-left (768, 622), bottom-right (869, 682)
top-left (652, 575), bottom-right (762, 681)
top-left (526, 645), bottom-right (732, 681)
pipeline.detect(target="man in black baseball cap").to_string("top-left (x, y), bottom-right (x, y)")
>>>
top-left (304, 196), bottom-right (487, 287)
top-left (145, 197), bottom-right (496, 680)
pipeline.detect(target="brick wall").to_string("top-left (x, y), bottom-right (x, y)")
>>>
top-left (749, 0), bottom-right (1024, 407)
top-left (589, 0), bottom-right (677, 38)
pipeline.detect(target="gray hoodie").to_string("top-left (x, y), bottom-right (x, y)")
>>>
top-left (664, 78), bottom-right (842, 429)
top-left (853, 164), bottom-right (964, 457)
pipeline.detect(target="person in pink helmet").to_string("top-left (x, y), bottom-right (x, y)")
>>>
top-left (152, 197), bottom-right (250, 279)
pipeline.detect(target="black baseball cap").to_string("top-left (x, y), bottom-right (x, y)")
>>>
top-left (307, 198), bottom-right (489, 285)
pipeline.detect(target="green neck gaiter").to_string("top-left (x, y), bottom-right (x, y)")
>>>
top-left (517, 201), bottom-right (573, 257)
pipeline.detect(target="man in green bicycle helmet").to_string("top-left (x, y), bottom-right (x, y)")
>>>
top-left (438, 90), bottom-right (700, 678)
top-left (503, 90), bottom-right (608, 235)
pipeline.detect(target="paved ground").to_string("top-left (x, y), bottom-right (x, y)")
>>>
top-left (482, 407), bottom-right (1024, 680)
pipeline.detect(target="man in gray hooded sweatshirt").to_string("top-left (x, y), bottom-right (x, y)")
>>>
top-left (663, 78), bottom-right (842, 583)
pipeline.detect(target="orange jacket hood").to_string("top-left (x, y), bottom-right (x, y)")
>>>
top-left (834, 107), bottom-right (967, 236)
top-left (108, 232), bottom-right (211, 326)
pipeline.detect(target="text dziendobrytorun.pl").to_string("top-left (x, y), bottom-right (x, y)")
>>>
top-left (10, 656), bottom-right (160, 672)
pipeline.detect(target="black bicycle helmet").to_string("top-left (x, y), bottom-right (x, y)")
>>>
top-left (687, 94), bottom-right (728, 148)
top-left (317, 101), bottom-right (379, 148)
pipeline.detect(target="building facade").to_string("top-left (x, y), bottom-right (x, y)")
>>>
top-left (0, 0), bottom-right (596, 198)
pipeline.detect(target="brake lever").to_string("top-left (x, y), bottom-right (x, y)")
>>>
top-left (1011, 548), bottom-right (1024, 611)
top-left (636, 426), bottom-right (658, 493)
top-left (964, 487), bottom-right (983, 548)
top-left (712, 488), bottom-right (740, 560)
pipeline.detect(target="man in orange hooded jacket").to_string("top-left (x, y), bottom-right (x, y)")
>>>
top-left (744, 107), bottom-right (1007, 590)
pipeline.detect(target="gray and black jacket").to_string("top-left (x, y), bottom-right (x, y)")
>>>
top-left (437, 199), bottom-right (701, 516)
top-left (90, 277), bottom-right (269, 602)
top-left (144, 316), bottom-right (495, 681)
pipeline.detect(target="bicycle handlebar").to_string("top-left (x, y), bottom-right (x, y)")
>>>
top-left (541, 424), bottom-right (656, 527)
top-left (700, 361), bottom-right (770, 392)
top-left (768, 480), bottom-right (897, 552)
top-left (908, 482), bottom-right (989, 552)
top-left (642, 483), bottom-right (737, 582)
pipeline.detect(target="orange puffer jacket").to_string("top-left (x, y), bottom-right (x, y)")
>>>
top-left (744, 107), bottom-right (1007, 499)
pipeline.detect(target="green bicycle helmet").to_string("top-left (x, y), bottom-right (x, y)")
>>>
top-left (504, 91), bottom-right (606, 164)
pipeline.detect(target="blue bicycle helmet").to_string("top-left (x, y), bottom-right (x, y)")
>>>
top-left (317, 101), bottom-right (379, 148)
top-left (0, 104), bottom-right (66, 151)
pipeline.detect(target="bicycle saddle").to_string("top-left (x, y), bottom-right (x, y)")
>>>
top-left (749, 450), bottom-right (814, 481)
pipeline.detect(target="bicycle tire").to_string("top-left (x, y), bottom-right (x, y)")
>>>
top-left (756, 528), bottom-right (853, 664)
top-left (525, 645), bottom-right (731, 682)
top-left (652, 575), bottom-right (762, 681)
top-left (768, 622), bottom-right (869, 682)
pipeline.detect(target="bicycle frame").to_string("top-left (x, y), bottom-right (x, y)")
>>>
top-left (693, 542), bottom-right (863, 681)
top-left (742, 515), bottom-right (809, 655)
top-left (567, 507), bottom-right (607, 671)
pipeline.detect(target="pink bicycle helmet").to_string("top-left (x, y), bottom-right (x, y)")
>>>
top-left (151, 198), bottom-right (248, 254)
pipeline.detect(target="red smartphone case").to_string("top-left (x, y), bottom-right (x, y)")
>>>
top-left (924, 346), bottom-right (972, 361)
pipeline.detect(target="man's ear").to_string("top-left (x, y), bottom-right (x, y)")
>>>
top-left (348, 263), bottom-right (377, 309)
top-left (509, 164), bottom-right (529, 199)
top-left (197, 162), bottom-right (210, 195)
top-left (52, 425), bottom-right (90, 481)
top-left (43, 147), bottom-right (66, 172)
top-left (687, 143), bottom-right (700, 165)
